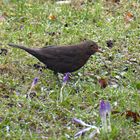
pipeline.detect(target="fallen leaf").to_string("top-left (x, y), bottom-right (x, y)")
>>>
top-left (99, 78), bottom-right (108, 88)
top-left (48, 14), bottom-right (56, 20)
top-left (125, 110), bottom-right (140, 123)
top-left (124, 12), bottom-right (134, 23)
top-left (112, 110), bottom-right (140, 123)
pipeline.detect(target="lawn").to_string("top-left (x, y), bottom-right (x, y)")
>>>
top-left (0, 0), bottom-right (140, 139)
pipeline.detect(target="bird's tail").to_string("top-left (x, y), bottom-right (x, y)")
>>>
top-left (8, 43), bottom-right (29, 50)
top-left (8, 43), bottom-right (37, 56)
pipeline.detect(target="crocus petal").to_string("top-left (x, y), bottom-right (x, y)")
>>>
top-left (99, 100), bottom-right (106, 118)
top-left (89, 129), bottom-right (99, 139)
top-left (63, 72), bottom-right (70, 83)
top-left (99, 100), bottom-right (108, 132)
top-left (106, 101), bottom-right (111, 132)
top-left (32, 77), bottom-right (39, 87)
top-left (73, 118), bottom-right (91, 127)
top-left (105, 101), bottom-right (111, 114)
top-left (74, 127), bottom-right (92, 138)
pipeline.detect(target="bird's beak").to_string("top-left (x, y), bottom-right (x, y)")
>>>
top-left (97, 48), bottom-right (103, 53)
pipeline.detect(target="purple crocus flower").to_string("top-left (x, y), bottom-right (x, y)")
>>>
top-left (73, 118), bottom-right (100, 138)
top-left (105, 101), bottom-right (111, 115)
top-left (73, 118), bottom-right (91, 127)
top-left (99, 100), bottom-right (106, 118)
top-left (63, 72), bottom-right (70, 83)
top-left (27, 77), bottom-right (39, 99)
top-left (99, 100), bottom-right (107, 132)
top-left (73, 101), bottom-right (112, 139)
top-left (99, 100), bottom-right (111, 132)
top-left (31, 77), bottom-right (39, 87)
top-left (105, 101), bottom-right (111, 132)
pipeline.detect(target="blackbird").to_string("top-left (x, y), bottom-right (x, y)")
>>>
top-left (8, 40), bottom-right (102, 73)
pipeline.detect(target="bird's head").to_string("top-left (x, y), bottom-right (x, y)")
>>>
top-left (85, 40), bottom-right (103, 54)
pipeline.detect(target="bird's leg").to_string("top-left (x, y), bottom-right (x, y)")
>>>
top-left (80, 65), bottom-right (86, 81)
top-left (53, 72), bottom-right (61, 86)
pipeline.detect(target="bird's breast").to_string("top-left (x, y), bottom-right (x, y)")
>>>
top-left (44, 55), bottom-right (90, 73)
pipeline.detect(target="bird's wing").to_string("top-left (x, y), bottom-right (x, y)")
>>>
top-left (39, 46), bottom-right (86, 59)
top-left (34, 46), bottom-right (90, 73)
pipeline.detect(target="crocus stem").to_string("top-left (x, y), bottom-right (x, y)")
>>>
top-left (101, 116), bottom-right (107, 133)
top-left (107, 114), bottom-right (111, 132)
top-left (60, 83), bottom-right (65, 102)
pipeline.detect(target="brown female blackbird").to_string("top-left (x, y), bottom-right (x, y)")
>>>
top-left (8, 40), bottom-right (102, 73)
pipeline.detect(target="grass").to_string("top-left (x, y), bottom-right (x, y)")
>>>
top-left (0, 0), bottom-right (140, 139)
